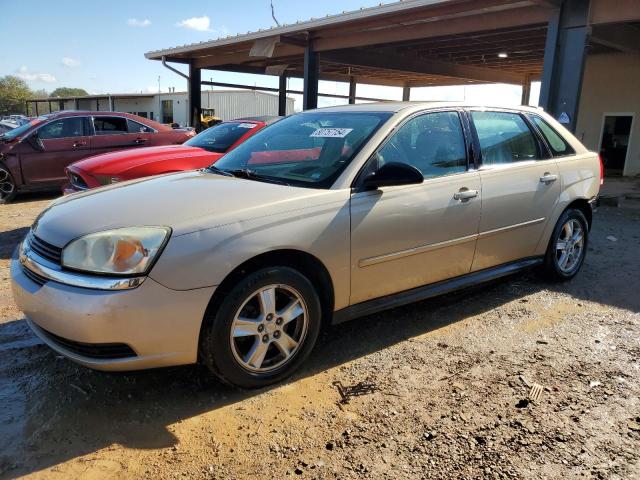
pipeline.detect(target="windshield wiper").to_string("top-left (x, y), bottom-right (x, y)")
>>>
top-left (226, 168), bottom-right (290, 186)
top-left (206, 165), bottom-right (234, 177)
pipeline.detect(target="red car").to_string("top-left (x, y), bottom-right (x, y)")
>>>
top-left (64, 116), bottom-right (281, 193)
top-left (0, 111), bottom-right (194, 203)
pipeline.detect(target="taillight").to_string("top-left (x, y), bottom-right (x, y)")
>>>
top-left (598, 154), bottom-right (604, 186)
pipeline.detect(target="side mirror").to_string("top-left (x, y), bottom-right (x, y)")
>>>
top-left (26, 133), bottom-right (45, 152)
top-left (362, 162), bottom-right (423, 189)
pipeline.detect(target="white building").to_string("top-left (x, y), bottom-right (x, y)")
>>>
top-left (27, 90), bottom-right (295, 127)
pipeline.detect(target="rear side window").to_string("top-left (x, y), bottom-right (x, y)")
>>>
top-left (38, 117), bottom-right (85, 139)
top-left (471, 111), bottom-right (540, 165)
top-left (127, 119), bottom-right (154, 133)
top-left (530, 115), bottom-right (574, 156)
top-left (93, 116), bottom-right (128, 135)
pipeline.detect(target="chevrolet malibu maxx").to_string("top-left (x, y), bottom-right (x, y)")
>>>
top-left (11, 103), bottom-right (601, 388)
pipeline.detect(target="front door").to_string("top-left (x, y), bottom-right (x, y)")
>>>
top-left (20, 116), bottom-right (91, 187)
top-left (468, 110), bottom-right (561, 271)
top-left (350, 110), bottom-right (482, 304)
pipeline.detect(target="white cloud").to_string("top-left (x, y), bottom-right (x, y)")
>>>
top-left (128, 18), bottom-right (151, 27)
top-left (176, 16), bottom-right (211, 32)
top-left (61, 57), bottom-right (80, 67)
top-left (15, 66), bottom-right (56, 83)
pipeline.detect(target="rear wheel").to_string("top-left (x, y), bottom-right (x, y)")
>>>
top-left (200, 267), bottom-right (322, 388)
top-left (543, 208), bottom-right (589, 280)
top-left (0, 163), bottom-right (16, 204)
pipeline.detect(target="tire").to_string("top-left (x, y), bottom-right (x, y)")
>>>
top-left (200, 267), bottom-right (322, 388)
top-left (543, 208), bottom-right (589, 281)
top-left (0, 163), bottom-right (17, 204)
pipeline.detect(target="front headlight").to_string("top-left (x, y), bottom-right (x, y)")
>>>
top-left (62, 227), bottom-right (170, 275)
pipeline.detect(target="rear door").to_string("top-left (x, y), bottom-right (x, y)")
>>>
top-left (89, 115), bottom-right (154, 156)
top-left (20, 116), bottom-right (91, 186)
top-left (468, 109), bottom-right (560, 271)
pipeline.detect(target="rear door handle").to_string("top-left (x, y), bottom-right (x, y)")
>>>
top-left (540, 173), bottom-right (558, 184)
top-left (453, 188), bottom-right (479, 201)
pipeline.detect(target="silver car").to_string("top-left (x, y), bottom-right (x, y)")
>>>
top-left (11, 103), bottom-right (601, 388)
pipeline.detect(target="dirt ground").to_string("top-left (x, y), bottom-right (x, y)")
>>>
top-left (0, 194), bottom-right (639, 480)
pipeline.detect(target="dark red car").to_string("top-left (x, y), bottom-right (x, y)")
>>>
top-left (64, 116), bottom-right (280, 193)
top-left (0, 111), bottom-right (194, 203)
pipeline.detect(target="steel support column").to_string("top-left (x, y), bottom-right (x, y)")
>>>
top-left (348, 77), bottom-right (357, 104)
top-left (189, 61), bottom-right (202, 131)
top-left (539, 0), bottom-right (590, 132)
top-left (278, 75), bottom-right (288, 116)
top-left (303, 42), bottom-right (319, 110)
top-left (521, 74), bottom-right (532, 105)
top-left (74, 98), bottom-right (79, 110)
top-left (402, 85), bottom-right (411, 101)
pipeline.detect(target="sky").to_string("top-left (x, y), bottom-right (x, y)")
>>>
top-left (0, 0), bottom-right (539, 110)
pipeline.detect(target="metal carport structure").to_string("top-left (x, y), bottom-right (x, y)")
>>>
top-left (145, 0), bottom-right (640, 132)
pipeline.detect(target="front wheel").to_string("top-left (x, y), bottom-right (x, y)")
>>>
top-left (0, 163), bottom-right (16, 204)
top-left (543, 208), bottom-right (589, 281)
top-left (200, 267), bottom-right (322, 388)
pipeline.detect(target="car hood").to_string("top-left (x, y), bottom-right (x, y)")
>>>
top-left (71, 145), bottom-right (220, 175)
top-left (32, 170), bottom-right (343, 247)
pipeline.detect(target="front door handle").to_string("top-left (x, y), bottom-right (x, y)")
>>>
top-left (453, 188), bottom-right (479, 201)
top-left (72, 141), bottom-right (87, 148)
top-left (133, 137), bottom-right (147, 145)
top-left (540, 173), bottom-right (558, 184)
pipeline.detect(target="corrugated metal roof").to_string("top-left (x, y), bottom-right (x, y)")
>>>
top-left (145, 0), bottom-right (452, 59)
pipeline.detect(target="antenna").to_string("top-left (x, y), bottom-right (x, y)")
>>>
top-left (270, 0), bottom-right (280, 27)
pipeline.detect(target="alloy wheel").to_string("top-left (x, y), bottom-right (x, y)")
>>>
top-left (0, 166), bottom-right (15, 201)
top-left (229, 284), bottom-right (308, 373)
top-left (555, 219), bottom-right (585, 274)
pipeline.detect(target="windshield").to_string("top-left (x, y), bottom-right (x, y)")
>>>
top-left (212, 111), bottom-right (392, 189)
top-left (1, 116), bottom-right (47, 141)
top-left (185, 121), bottom-right (257, 153)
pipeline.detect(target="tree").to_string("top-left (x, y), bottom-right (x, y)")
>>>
top-left (0, 75), bottom-right (32, 115)
top-left (49, 87), bottom-right (89, 98)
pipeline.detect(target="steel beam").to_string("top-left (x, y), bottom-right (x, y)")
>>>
top-left (539, 0), bottom-right (590, 132)
top-left (278, 75), bottom-right (288, 116)
top-left (189, 62), bottom-right (202, 130)
top-left (303, 41), bottom-right (319, 110)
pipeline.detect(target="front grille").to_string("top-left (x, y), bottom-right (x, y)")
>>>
top-left (21, 264), bottom-right (47, 286)
top-left (39, 327), bottom-right (137, 360)
top-left (28, 233), bottom-right (62, 264)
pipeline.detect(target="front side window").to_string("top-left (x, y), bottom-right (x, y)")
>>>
top-left (127, 119), bottom-right (154, 133)
top-left (185, 122), bottom-right (256, 153)
top-left (38, 117), bottom-right (85, 139)
top-left (471, 111), bottom-right (540, 165)
top-left (93, 116), bottom-right (128, 135)
top-left (530, 115), bottom-right (574, 156)
top-left (213, 112), bottom-right (392, 189)
top-left (376, 111), bottom-right (467, 179)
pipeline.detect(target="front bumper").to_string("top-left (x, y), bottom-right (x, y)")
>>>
top-left (11, 255), bottom-right (216, 371)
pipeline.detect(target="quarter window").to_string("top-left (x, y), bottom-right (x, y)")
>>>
top-left (471, 111), bottom-right (539, 165)
top-left (376, 111), bottom-right (467, 179)
top-left (37, 117), bottom-right (85, 139)
top-left (530, 115), bottom-right (574, 156)
top-left (93, 116), bottom-right (128, 135)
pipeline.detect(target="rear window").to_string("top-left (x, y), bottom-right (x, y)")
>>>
top-left (530, 115), bottom-right (575, 156)
top-left (93, 116), bottom-right (128, 135)
top-left (185, 122), bottom-right (256, 153)
top-left (471, 111), bottom-right (540, 165)
top-left (127, 119), bottom-right (154, 133)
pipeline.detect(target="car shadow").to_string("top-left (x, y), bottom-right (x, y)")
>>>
top-left (0, 227), bottom-right (28, 259)
top-left (1, 207), bottom-right (638, 477)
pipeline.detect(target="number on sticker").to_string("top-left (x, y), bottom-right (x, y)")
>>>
top-left (310, 128), bottom-right (353, 138)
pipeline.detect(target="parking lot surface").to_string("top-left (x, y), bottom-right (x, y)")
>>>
top-left (1, 195), bottom-right (639, 479)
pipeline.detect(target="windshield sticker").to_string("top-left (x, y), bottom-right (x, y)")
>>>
top-left (237, 123), bottom-right (257, 129)
top-left (310, 128), bottom-right (353, 138)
